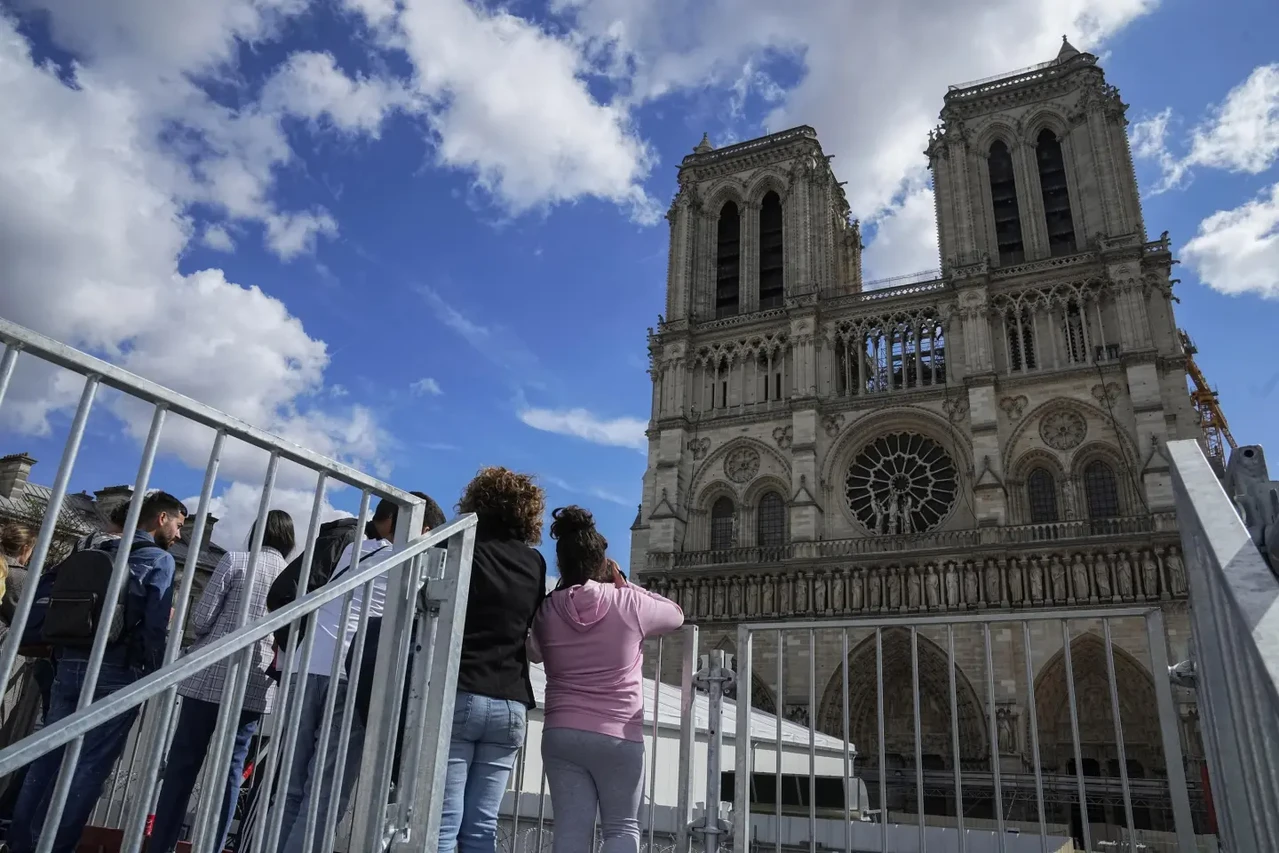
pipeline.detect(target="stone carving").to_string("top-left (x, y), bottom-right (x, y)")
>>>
top-left (1029, 557), bottom-right (1045, 602)
top-left (1141, 551), bottom-right (1161, 599)
top-left (1040, 409), bottom-right (1088, 450)
top-left (999, 395), bottom-right (1029, 420)
top-left (1049, 555), bottom-right (1066, 602)
top-left (1007, 557), bottom-right (1024, 603)
top-left (772, 425), bottom-right (793, 450)
top-left (851, 572), bottom-right (865, 610)
top-left (688, 437), bottom-right (710, 460)
top-left (869, 569), bottom-right (883, 609)
top-left (795, 572), bottom-right (810, 613)
top-left (943, 395), bottom-right (969, 424)
top-left (822, 413), bottom-right (845, 437)
top-left (907, 566), bottom-right (922, 610)
top-left (1093, 553), bottom-right (1112, 600)
top-left (729, 579), bottom-right (743, 615)
top-left (887, 569), bottom-right (902, 610)
top-left (847, 432), bottom-right (958, 535)
top-left (1116, 552), bottom-right (1134, 600)
top-left (984, 558), bottom-right (1001, 605)
top-left (964, 562), bottom-right (979, 606)
top-left (996, 706), bottom-right (1018, 754)
top-left (945, 562), bottom-right (959, 608)
top-left (925, 565), bottom-right (941, 610)
top-left (832, 573), bottom-right (845, 611)
top-left (1091, 382), bottom-right (1122, 405)
top-left (1071, 553), bottom-right (1091, 601)
top-left (1165, 546), bottom-right (1186, 596)
top-left (724, 446), bottom-right (760, 483)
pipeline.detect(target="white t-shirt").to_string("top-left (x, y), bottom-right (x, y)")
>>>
top-left (298, 538), bottom-right (395, 677)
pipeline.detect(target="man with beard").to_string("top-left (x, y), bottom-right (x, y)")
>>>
top-left (6, 491), bottom-right (187, 853)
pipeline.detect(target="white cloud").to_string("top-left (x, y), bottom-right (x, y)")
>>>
top-left (259, 50), bottom-right (415, 136)
top-left (202, 224), bottom-right (236, 252)
top-left (553, 0), bottom-right (1158, 274)
top-left (410, 377), bottom-right (443, 396)
top-left (193, 479), bottom-right (353, 559)
top-left (1182, 183), bottom-right (1279, 300)
top-left (541, 475), bottom-right (633, 508)
top-left (347, 0), bottom-right (659, 223)
top-left (518, 406), bottom-right (647, 450)
top-left (1132, 63), bottom-right (1279, 192)
top-left (861, 180), bottom-right (939, 282)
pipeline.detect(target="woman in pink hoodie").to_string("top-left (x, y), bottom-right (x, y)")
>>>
top-left (529, 506), bottom-right (684, 853)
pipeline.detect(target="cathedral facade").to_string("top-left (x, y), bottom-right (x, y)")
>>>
top-left (632, 42), bottom-right (1209, 837)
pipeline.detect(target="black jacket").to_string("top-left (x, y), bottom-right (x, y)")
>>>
top-left (455, 534), bottom-right (546, 708)
top-left (266, 517), bottom-right (360, 648)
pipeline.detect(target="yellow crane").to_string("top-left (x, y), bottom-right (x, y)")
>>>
top-left (1180, 329), bottom-right (1237, 462)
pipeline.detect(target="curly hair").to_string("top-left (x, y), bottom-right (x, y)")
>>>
top-left (457, 466), bottom-right (545, 544)
top-left (549, 506), bottom-right (609, 588)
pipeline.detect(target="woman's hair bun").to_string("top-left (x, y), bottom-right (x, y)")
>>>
top-left (550, 505), bottom-right (595, 539)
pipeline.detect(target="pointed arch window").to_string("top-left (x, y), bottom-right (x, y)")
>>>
top-left (988, 140), bottom-right (1024, 265)
top-left (1036, 129), bottom-right (1077, 256)
top-left (1083, 460), bottom-right (1121, 518)
top-left (757, 491), bottom-right (786, 548)
top-left (1026, 468), bottom-right (1059, 524)
top-left (758, 191), bottom-right (784, 310)
top-left (716, 202), bottom-right (741, 318)
top-left (710, 496), bottom-right (736, 550)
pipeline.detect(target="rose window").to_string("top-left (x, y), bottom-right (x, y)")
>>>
top-left (845, 432), bottom-right (957, 535)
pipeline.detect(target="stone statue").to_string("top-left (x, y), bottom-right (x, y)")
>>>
top-left (1050, 555), bottom-right (1066, 602)
top-left (964, 562), bottom-right (980, 607)
top-left (887, 568), bottom-right (902, 610)
top-left (814, 572), bottom-right (828, 613)
top-left (872, 496), bottom-right (887, 535)
top-left (779, 578), bottom-right (792, 615)
top-left (925, 564), bottom-right (941, 610)
top-left (996, 707), bottom-right (1017, 755)
top-left (795, 572), bottom-right (810, 613)
top-left (901, 494), bottom-right (915, 534)
top-left (984, 558), bottom-right (1001, 604)
top-left (945, 562), bottom-right (959, 608)
top-left (713, 579), bottom-right (726, 617)
top-left (832, 572), bottom-right (845, 611)
top-left (851, 572), bottom-right (865, 611)
top-left (729, 578), bottom-right (743, 616)
top-left (746, 577), bottom-right (759, 615)
top-left (1071, 553), bottom-right (1091, 601)
top-left (1141, 551), bottom-right (1161, 600)
top-left (1029, 557), bottom-right (1045, 602)
top-left (1166, 546), bottom-right (1187, 596)
top-left (1094, 553), bottom-right (1112, 600)
top-left (763, 575), bottom-right (775, 615)
top-left (869, 569), bottom-right (883, 609)
top-left (886, 496), bottom-right (900, 536)
top-left (1116, 552), bottom-right (1134, 601)
top-left (907, 566), bottom-right (922, 610)
top-left (1007, 557), bottom-right (1024, 604)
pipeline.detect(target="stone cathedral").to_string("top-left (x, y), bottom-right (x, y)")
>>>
top-left (633, 41), bottom-right (1212, 838)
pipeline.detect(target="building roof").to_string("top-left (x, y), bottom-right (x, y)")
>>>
top-left (528, 662), bottom-right (851, 753)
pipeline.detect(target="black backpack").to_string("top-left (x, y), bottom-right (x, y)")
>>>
top-left (38, 545), bottom-right (132, 648)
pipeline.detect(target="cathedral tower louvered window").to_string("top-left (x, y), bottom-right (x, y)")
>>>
top-left (758, 191), bottom-right (784, 309)
top-left (988, 141), bottom-right (1024, 265)
top-left (716, 202), bottom-right (741, 318)
top-left (1037, 129), bottom-right (1077, 256)
top-left (710, 496), bottom-right (736, 550)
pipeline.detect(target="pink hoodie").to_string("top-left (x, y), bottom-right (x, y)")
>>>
top-left (530, 580), bottom-right (684, 742)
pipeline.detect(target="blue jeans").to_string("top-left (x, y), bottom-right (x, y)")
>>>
top-left (438, 692), bottom-right (526, 853)
top-left (278, 678), bottom-right (365, 853)
top-left (7, 659), bottom-right (139, 853)
top-left (148, 697), bottom-right (260, 853)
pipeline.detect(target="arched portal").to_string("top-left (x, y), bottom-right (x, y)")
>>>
top-left (816, 629), bottom-right (988, 767)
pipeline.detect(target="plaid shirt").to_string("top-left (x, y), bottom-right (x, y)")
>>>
top-left (177, 547), bottom-right (287, 713)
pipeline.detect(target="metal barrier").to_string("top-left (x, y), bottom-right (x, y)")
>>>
top-left (0, 316), bottom-right (477, 853)
top-left (1167, 439), bottom-right (1279, 853)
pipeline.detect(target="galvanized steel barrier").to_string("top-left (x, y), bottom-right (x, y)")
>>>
top-left (1167, 438), bottom-right (1279, 853)
top-left (0, 316), bottom-right (477, 853)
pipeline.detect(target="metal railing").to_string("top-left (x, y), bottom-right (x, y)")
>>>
top-left (0, 316), bottom-right (477, 853)
top-left (1167, 439), bottom-right (1279, 852)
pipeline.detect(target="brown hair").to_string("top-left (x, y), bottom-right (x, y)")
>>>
top-left (549, 506), bottom-right (609, 588)
top-left (0, 522), bottom-right (35, 563)
top-left (457, 466), bottom-right (545, 544)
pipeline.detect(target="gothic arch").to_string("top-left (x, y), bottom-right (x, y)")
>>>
top-left (714, 637), bottom-right (779, 715)
top-left (1003, 396), bottom-right (1138, 471)
top-left (695, 479), bottom-right (739, 512)
top-left (743, 475), bottom-right (790, 506)
top-left (690, 436), bottom-right (792, 500)
top-left (821, 405), bottom-right (974, 492)
top-left (817, 629), bottom-right (989, 764)
top-left (1070, 440), bottom-right (1140, 517)
top-left (974, 120), bottom-right (1022, 157)
top-left (1008, 447), bottom-right (1068, 483)
top-left (1008, 448), bottom-right (1068, 524)
top-left (746, 169), bottom-right (791, 205)
top-left (1021, 108), bottom-right (1071, 147)
top-left (1032, 632), bottom-right (1163, 772)
top-left (703, 180), bottom-right (748, 216)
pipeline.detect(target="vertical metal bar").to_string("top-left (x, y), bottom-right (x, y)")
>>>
top-left (510, 742), bottom-right (527, 845)
top-left (0, 343), bottom-right (20, 412)
top-left (876, 627), bottom-right (887, 852)
top-left (1061, 620), bottom-right (1092, 853)
top-left (733, 626), bottom-right (756, 853)
top-left (705, 649), bottom-right (727, 853)
top-left (983, 622), bottom-right (1006, 852)
top-left (1021, 621), bottom-right (1047, 852)
top-left (648, 636), bottom-right (664, 851)
top-left (535, 764), bottom-right (548, 852)
top-left (121, 430), bottom-right (226, 851)
top-left (774, 629), bottom-right (784, 853)
top-left (947, 624), bottom-right (965, 853)
top-left (841, 629), bottom-right (852, 853)
top-left (35, 402), bottom-right (164, 853)
top-left (0, 375), bottom-right (98, 692)
top-left (192, 451), bottom-right (279, 853)
top-left (393, 558), bottom-right (443, 839)
top-left (807, 629), bottom-right (816, 853)
top-left (675, 624), bottom-right (700, 853)
top-left (1102, 619), bottom-right (1137, 851)
top-left (1144, 609), bottom-right (1198, 852)
top-left (911, 627), bottom-right (925, 852)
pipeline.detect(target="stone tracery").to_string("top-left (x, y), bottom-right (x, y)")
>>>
top-left (846, 432), bottom-right (958, 535)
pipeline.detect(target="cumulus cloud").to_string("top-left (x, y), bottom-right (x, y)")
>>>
top-left (410, 377), bottom-right (443, 396)
top-left (1131, 63), bottom-right (1279, 193)
top-left (1181, 183), bottom-right (1279, 300)
top-left (518, 406), bottom-right (647, 450)
top-left (193, 479), bottom-right (353, 558)
top-left (259, 50), bottom-right (416, 135)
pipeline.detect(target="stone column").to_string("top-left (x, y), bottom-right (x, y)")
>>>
top-left (741, 201), bottom-right (760, 314)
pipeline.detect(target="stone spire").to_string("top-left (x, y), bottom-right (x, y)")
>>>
top-left (1057, 35), bottom-right (1081, 61)
top-left (693, 132), bottom-right (713, 154)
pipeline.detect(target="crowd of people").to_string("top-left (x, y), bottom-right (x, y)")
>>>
top-left (0, 466), bottom-right (684, 853)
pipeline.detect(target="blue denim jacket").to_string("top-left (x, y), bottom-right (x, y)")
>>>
top-left (62, 531), bottom-right (176, 674)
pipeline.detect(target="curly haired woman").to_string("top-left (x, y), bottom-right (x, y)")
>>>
top-left (439, 467), bottom-right (548, 853)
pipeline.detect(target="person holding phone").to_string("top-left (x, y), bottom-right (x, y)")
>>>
top-left (528, 506), bottom-right (684, 853)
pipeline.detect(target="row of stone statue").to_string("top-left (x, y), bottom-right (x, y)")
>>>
top-left (643, 545), bottom-right (1187, 620)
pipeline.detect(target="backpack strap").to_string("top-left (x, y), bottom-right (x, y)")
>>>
top-left (327, 543), bottom-right (391, 586)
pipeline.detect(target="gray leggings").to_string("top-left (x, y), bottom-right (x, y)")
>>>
top-left (542, 728), bottom-right (645, 853)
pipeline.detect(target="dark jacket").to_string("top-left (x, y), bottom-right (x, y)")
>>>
top-left (266, 517), bottom-right (360, 648)
top-left (455, 533), bottom-right (546, 708)
top-left (88, 532), bottom-right (175, 673)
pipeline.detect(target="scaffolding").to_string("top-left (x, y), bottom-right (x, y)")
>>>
top-left (1180, 329), bottom-right (1237, 463)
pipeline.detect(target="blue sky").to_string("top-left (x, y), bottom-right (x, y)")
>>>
top-left (1, 0), bottom-right (1276, 573)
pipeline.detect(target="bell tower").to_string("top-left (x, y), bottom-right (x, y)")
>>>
top-left (927, 37), bottom-right (1144, 272)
